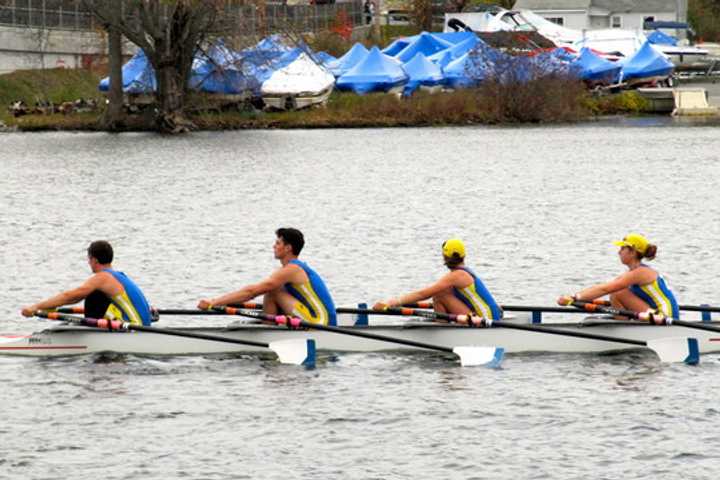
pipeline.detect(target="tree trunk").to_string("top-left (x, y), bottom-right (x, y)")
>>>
top-left (155, 58), bottom-right (195, 134)
top-left (103, 20), bottom-right (126, 131)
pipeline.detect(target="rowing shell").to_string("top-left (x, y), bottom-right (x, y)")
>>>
top-left (2, 317), bottom-right (720, 357)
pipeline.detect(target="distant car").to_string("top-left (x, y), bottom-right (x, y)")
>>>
top-left (310, 0), bottom-right (336, 4)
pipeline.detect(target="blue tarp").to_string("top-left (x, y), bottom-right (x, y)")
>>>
top-left (432, 31), bottom-right (477, 45)
top-left (427, 34), bottom-right (479, 63)
top-left (550, 47), bottom-right (577, 63)
top-left (573, 47), bottom-right (621, 84)
top-left (647, 30), bottom-right (678, 46)
top-left (336, 46), bottom-right (408, 94)
top-left (402, 53), bottom-right (444, 95)
top-left (395, 32), bottom-right (454, 63)
top-left (620, 41), bottom-right (674, 82)
top-left (382, 38), bottom-right (410, 57)
top-left (432, 50), bottom-right (455, 69)
top-left (189, 41), bottom-right (260, 95)
top-left (99, 49), bottom-right (156, 93)
top-left (443, 51), bottom-right (489, 88)
top-left (327, 43), bottom-right (369, 77)
top-left (314, 51), bottom-right (337, 67)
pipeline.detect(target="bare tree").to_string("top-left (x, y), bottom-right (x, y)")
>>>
top-left (87, 0), bottom-right (223, 133)
top-left (102, 0), bottom-right (126, 130)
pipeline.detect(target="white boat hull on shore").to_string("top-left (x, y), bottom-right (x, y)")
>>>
top-left (2, 318), bottom-right (720, 358)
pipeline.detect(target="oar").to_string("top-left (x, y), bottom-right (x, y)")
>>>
top-left (213, 307), bottom-right (504, 367)
top-left (53, 303), bottom-right (263, 316)
top-left (398, 303), bottom-right (593, 314)
top-left (587, 299), bottom-right (720, 314)
top-left (34, 311), bottom-right (315, 367)
top-left (349, 307), bottom-right (699, 365)
top-left (569, 300), bottom-right (720, 335)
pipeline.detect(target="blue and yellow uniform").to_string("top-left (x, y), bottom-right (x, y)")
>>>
top-left (102, 268), bottom-right (153, 326)
top-left (452, 267), bottom-right (503, 320)
top-left (629, 265), bottom-right (679, 319)
top-left (284, 259), bottom-right (336, 326)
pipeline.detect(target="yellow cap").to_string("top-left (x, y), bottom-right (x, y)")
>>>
top-left (442, 238), bottom-right (466, 259)
top-left (613, 233), bottom-right (649, 255)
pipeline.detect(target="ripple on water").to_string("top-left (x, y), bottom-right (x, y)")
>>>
top-left (2, 127), bottom-right (720, 479)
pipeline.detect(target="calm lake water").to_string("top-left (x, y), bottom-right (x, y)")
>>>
top-left (1, 120), bottom-right (720, 479)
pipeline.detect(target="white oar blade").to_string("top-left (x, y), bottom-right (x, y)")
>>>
top-left (452, 346), bottom-right (504, 367)
top-left (269, 338), bottom-right (316, 367)
top-left (646, 337), bottom-right (700, 365)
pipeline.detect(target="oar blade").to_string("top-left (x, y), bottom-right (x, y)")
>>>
top-left (452, 346), bottom-right (505, 368)
top-left (646, 337), bottom-right (700, 365)
top-left (268, 338), bottom-right (316, 367)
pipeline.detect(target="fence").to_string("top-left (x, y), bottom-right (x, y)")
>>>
top-left (0, 0), bottom-right (364, 34)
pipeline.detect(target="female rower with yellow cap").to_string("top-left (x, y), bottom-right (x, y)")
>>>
top-left (373, 239), bottom-right (503, 322)
top-left (557, 233), bottom-right (679, 318)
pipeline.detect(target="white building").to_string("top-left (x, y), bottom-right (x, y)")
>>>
top-left (512, 0), bottom-right (687, 32)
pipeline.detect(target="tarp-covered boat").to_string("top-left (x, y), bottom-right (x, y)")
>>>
top-left (394, 32), bottom-right (454, 63)
top-left (99, 49), bottom-right (156, 94)
top-left (327, 43), bottom-right (369, 77)
top-left (402, 53), bottom-right (444, 95)
top-left (620, 41), bottom-right (674, 85)
top-left (261, 52), bottom-right (336, 110)
top-left (573, 47), bottom-right (622, 85)
top-left (336, 46), bottom-right (408, 94)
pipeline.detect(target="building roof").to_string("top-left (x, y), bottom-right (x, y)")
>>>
top-left (593, 0), bottom-right (677, 13)
top-left (513, 0), bottom-right (677, 12)
top-left (513, 0), bottom-right (591, 9)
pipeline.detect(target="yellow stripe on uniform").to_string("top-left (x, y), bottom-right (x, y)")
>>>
top-left (457, 285), bottom-right (493, 319)
top-left (290, 282), bottom-right (329, 325)
top-left (110, 292), bottom-right (144, 325)
top-left (640, 282), bottom-right (672, 317)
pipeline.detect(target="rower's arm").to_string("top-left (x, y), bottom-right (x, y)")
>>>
top-left (575, 269), bottom-right (653, 301)
top-left (21, 275), bottom-right (104, 316)
top-left (379, 274), bottom-right (456, 308)
top-left (203, 267), bottom-right (292, 307)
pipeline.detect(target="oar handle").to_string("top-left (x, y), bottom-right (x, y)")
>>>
top-left (35, 311), bottom-right (127, 330)
top-left (338, 306), bottom-right (477, 324)
top-left (568, 300), bottom-right (667, 324)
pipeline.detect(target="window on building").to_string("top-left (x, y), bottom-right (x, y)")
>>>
top-left (643, 16), bottom-right (655, 29)
top-left (611, 15), bottom-right (622, 28)
top-left (546, 17), bottom-right (564, 26)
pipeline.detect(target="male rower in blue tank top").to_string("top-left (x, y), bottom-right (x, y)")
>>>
top-left (557, 233), bottom-right (679, 319)
top-left (197, 228), bottom-right (337, 326)
top-left (373, 238), bottom-right (503, 323)
top-left (21, 240), bottom-right (153, 325)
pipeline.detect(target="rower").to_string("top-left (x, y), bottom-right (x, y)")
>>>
top-left (373, 238), bottom-right (502, 323)
top-left (557, 233), bottom-right (679, 319)
top-left (21, 240), bottom-right (153, 325)
top-left (197, 228), bottom-right (337, 326)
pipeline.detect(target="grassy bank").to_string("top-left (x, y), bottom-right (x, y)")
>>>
top-left (0, 68), bottom-right (102, 123)
top-left (1, 67), bottom-right (650, 131)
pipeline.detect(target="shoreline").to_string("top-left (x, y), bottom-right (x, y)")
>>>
top-left (2, 81), bottom-right (719, 134)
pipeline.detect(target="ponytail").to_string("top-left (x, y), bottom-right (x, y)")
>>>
top-left (643, 244), bottom-right (657, 261)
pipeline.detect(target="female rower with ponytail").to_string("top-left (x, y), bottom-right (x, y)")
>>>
top-left (557, 233), bottom-right (679, 318)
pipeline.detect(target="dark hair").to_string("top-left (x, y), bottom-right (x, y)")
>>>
top-left (443, 255), bottom-right (463, 268)
top-left (643, 244), bottom-right (657, 261)
top-left (87, 240), bottom-right (113, 264)
top-left (276, 228), bottom-right (304, 255)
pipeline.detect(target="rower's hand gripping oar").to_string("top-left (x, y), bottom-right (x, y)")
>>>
top-left (567, 298), bottom-right (720, 337)
top-left (354, 306), bottom-right (700, 365)
top-left (34, 311), bottom-right (315, 367)
top-left (213, 306), bottom-right (504, 368)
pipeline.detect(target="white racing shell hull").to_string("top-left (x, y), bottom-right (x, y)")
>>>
top-left (2, 319), bottom-right (720, 357)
